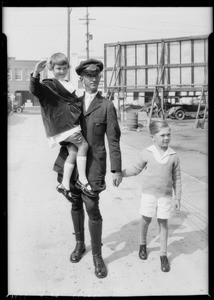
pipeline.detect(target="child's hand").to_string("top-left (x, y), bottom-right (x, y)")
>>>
top-left (174, 199), bottom-right (181, 211)
top-left (34, 60), bottom-right (47, 73)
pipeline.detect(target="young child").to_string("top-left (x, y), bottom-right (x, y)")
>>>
top-left (30, 53), bottom-right (95, 200)
top-left (122, 120), bottom-right (181, 272)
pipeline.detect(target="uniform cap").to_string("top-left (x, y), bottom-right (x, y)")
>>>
top-left (75, 58), bottom-right (103, 76)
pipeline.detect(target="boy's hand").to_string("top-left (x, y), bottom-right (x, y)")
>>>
top-left (174, 199), bottom-right (181, 211)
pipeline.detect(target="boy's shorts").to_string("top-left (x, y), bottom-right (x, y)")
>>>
top-left (139, 193), bottom-right (172, 219)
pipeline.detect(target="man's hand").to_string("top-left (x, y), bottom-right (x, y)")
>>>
top-left (112, 172), bottom-right (122, 187)
top-left (65, 131), bottom-right (83, 145)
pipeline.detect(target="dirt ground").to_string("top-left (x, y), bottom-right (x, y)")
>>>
top-left (6, 111), bottom-right (209, 297)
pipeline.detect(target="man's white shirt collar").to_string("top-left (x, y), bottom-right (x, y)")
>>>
top-left (84, 91), bottom-right (98, 111)
top-left (85, 91), bottom-right (98, 101)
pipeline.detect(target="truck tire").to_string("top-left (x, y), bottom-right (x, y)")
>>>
top-left (16, 106), bottom-right (23, 114)
top-left (174, 109), bottom-right (185, 120)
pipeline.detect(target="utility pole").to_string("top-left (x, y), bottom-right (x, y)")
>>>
top-left (67, 7), bottom-right (72, 80)
top-left (79, 7), bottom-right (95, 59)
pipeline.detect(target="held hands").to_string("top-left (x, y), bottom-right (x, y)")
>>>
top-left (174, 199), bottom-right (181, 211)
top-left (112, 172), bottom-right (122, 187)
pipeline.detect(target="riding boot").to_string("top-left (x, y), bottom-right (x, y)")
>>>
top-left (70, 209), bottom-right (86, 263)
top-left (88, 218), bottom-right (107, 278)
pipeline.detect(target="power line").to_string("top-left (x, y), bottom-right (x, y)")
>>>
top-left (79, 7), bottom-right (95, 59)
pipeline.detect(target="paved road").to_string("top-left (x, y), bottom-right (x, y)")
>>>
top-left (7, 111), bottom-right (208, 296)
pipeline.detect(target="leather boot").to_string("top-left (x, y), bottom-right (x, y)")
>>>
top-left (70, 209), bottom-right (86, 263)
top-left (88, 218), bottom-right (107, 279)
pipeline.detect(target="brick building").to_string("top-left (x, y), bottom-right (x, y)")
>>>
top-left (7, 57), bottom-right (48, 106)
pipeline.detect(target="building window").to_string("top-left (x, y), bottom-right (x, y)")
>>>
top-left (8, 69), bottom-right (12, 81)
top-left (25, 68), bottom-right (31, 81)
top-left (133, 92), bottom-right (139, 100)
top-left (15, 69), bottom-right (23, 81)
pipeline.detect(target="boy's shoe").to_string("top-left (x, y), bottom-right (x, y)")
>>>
top-left (56, 184), bottom-right (73, 202)
top-left (139, 244), bottom-right (147, 260)
top-left (75, 180), bottom-right (97, 197)
top-left (160, 255), bottom-right (170, 272)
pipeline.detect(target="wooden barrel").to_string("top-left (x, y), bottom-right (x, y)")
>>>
top-left (126, 112), bottom-right (138, 130)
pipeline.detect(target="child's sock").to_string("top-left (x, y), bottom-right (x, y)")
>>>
top-left (76, 156), bottom-right (91, 190)
top-left (140, 217), bottom-right (150, 245)
top-left (61, 162), bottom-right (75, 190)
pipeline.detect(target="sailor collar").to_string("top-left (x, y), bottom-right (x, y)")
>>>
top-left (147, 144), bottom-right (176, 164)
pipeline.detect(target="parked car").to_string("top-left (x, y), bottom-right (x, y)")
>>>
top-left (13, 99), bottom-right (24, 113)
top-left (158, 98), bottom-right (207, 120)
top-left (144, 97), bottom-right (207, 120)
top-left (119, 96), bottom-right (207, 120)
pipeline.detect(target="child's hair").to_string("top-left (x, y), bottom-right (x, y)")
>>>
top-left (149, 120), bottom-right (170, 135)
top-left (47, 53), bottom-right (70, 71)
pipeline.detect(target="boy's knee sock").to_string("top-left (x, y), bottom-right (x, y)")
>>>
top-left (76, 156), bottom-right (88, 185)
top-left (140, 216), bottom-right (150, 245)
top-left (62, 162), bottom-right (75, 190)
top-left (159, 220), bottom-right (168, 256)
top-left (159, 229), bottom-right (168, 256)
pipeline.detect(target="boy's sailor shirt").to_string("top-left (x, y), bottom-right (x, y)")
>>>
top-left (123, 144), bottom-right (181, 200)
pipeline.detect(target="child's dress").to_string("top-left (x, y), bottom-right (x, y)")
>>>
top-left (30, 75), bottom-right (82, 147)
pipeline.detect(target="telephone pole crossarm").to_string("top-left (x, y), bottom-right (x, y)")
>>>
top-left (79, 7), bottom-right (96, 59)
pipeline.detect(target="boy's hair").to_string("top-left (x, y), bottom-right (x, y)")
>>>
top-left (149, 120), bottom-right (170, 135)
top-left (47, 53), bottom-right (70, 71)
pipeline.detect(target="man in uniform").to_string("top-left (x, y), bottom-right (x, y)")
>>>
top-left (53, 58), bottom-right (122, 278)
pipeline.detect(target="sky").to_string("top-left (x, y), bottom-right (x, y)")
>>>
top-left (2, 6), bottom-right (213, 61)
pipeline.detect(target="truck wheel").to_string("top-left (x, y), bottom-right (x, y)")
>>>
top-left (16, 106), bottom-right (23, 114)
top-left (174, 109), bottom-right (185, 120)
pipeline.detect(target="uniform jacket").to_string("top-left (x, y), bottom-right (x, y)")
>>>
top-left (53, 92), bottom-right (122, 192)
top-left (29, 74), bottom-right (81, 138)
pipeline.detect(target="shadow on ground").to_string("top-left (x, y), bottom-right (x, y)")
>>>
top-left (103, 211), bottom-right (207, 265)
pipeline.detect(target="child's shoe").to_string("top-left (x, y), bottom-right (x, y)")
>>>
top-left (75, 179), bottom-right (96, 197)
top-left (139, 244), bottom-right (147, 260)
top-left (56, 184), bottom-right (73, 202)
top-left (160, 255), bottom-right (170, 272)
